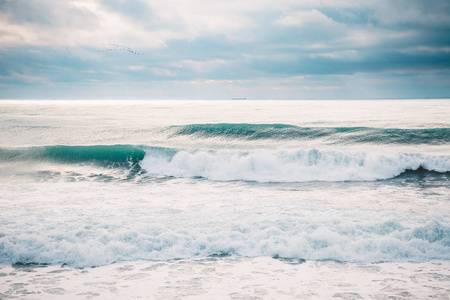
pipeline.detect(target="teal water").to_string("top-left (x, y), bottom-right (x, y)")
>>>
top-left (0, 100), bottom-right (449, 268)
top-left (0, 145), bottom-right (145, 166)
top-left (172, 124), bottom-right (450, 145)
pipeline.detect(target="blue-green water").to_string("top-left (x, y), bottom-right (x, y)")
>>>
top-left (173, 123), bottom-right (450, 145)
top-left (0, 100), bottom-right (449, 268)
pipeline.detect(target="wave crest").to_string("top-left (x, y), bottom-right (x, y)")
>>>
top-left (171, 123), bottom-right (450, 145)
top-left (140, 147), bottom-right (450, 182)
top-left (0, 145), bottom-right (145, 167)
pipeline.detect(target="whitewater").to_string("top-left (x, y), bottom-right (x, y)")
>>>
top-left (0, 99), bottom-right (449, 299)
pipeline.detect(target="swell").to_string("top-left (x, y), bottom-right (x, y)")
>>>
top-left (0, 145), bottom-right (145, 167)
top-left (171, 123), bottom-right (450, 145)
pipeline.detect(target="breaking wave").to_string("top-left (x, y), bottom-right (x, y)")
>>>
top-left (1, 145), bottom-right (449, 182)
top-left (1, 215), bottom-right (448, 268)
top-left (140, 147), bottom-right (450, 182)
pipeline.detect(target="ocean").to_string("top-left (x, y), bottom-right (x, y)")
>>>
top-left (0, 99), bottom-right (449, 299)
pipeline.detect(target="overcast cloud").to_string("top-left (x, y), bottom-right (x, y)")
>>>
top-left (0, 0), bottom-right (449, 99)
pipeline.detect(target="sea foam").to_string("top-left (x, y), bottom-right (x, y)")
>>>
top-left (140, 147), bottom-right (450, 182)
top-left (0, 211), bottom-right (448, 268)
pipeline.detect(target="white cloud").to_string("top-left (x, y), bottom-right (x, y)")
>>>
top-left (2, 71), bottom-right (48, 83)
top-left (0, 0), bottom-right (265, 49)
top-left (151, 68), bottom-right (177, 77)
top-left (402, 46), bottom-right (450, 54)
top-left (128, 66), bottom-right (146, 71)
top-left (180, 59), bottom-right (229, 73)
top-left (142, 0), bottom-right (260, 43)
top-left (0, 0), bottom-right (372, 50)
top-left (309, 50), bottom-right (359, 60)
top-left (0, 0), bottom-right (177, 48)
top-left (339, 28), bottom-right (417, 48)
top-left (186, 79), bottom-right (235, 85)
top-left (275, 9), bottom-right (336, 27)
top-left (1, 0), bottom-right (449, 100)
top-left (262, 85), bottom-right (340, 91)
top-left (3, 0), bottom-right (444, 52)
top-left (3, 0), bottom-right (429, 51)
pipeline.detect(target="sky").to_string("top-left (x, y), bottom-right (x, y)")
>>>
top-left (0, 0), bottom-right (449, 100)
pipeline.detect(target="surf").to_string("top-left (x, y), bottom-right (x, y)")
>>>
top-left (140, 147), bottom-right (450, 182)
top-left (1, 145), bottom-right (449, 183)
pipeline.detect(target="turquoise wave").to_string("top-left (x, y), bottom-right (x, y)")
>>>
top-left (0, 145), bottom-right (145, 167)
top-left (0, 145), bottom-right (449, 182)
top-left (171, 123), bottom-right (450, 145)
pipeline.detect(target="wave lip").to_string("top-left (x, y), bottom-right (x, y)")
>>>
top-left (171, 123), bottom-right (450, 145)
top-left (140, 147), bottom-right (450, 182)
top-left (0, 145), bottom-right (145, 167)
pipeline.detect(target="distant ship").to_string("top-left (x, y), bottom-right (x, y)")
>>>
top-left (231, 97), bottom-right (247, 100)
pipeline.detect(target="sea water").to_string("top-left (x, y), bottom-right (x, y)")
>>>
top-left (0, 100), bottom-right (449, 299)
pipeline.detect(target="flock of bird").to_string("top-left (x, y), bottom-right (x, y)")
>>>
top-left (98, 43), bottom-right (144, 55)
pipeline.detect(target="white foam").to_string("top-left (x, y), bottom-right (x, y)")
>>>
top-left (1, 258), bottom-right (450, 299)
top-left (1, 179), bottom-right (448, 268)
top-left (140, 148), bottom-right (450, 182)
top-left (1, 218), bottom-right (449, 268)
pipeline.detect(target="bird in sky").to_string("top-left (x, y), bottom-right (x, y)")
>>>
top-left (98, 43), bottom-right (144, 55)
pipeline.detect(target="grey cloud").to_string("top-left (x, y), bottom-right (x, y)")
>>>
top-left (0, 0), bottom-right (98, 29)
top-left (247, 49), bottom-right (450, 77)
top-left (1, 0), bottom-right (450, 99)
top-left (372, 0), bottom-right (450, 28)
top-left (98, 0), bottom-right (152, 21)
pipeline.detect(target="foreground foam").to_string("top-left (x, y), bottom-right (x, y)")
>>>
top-left (0, 210), bottom-right (448, 268)
top-left (1, 258), bottom-right (449, 299)
top-left (140, 147), bottom-right (450, 182)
